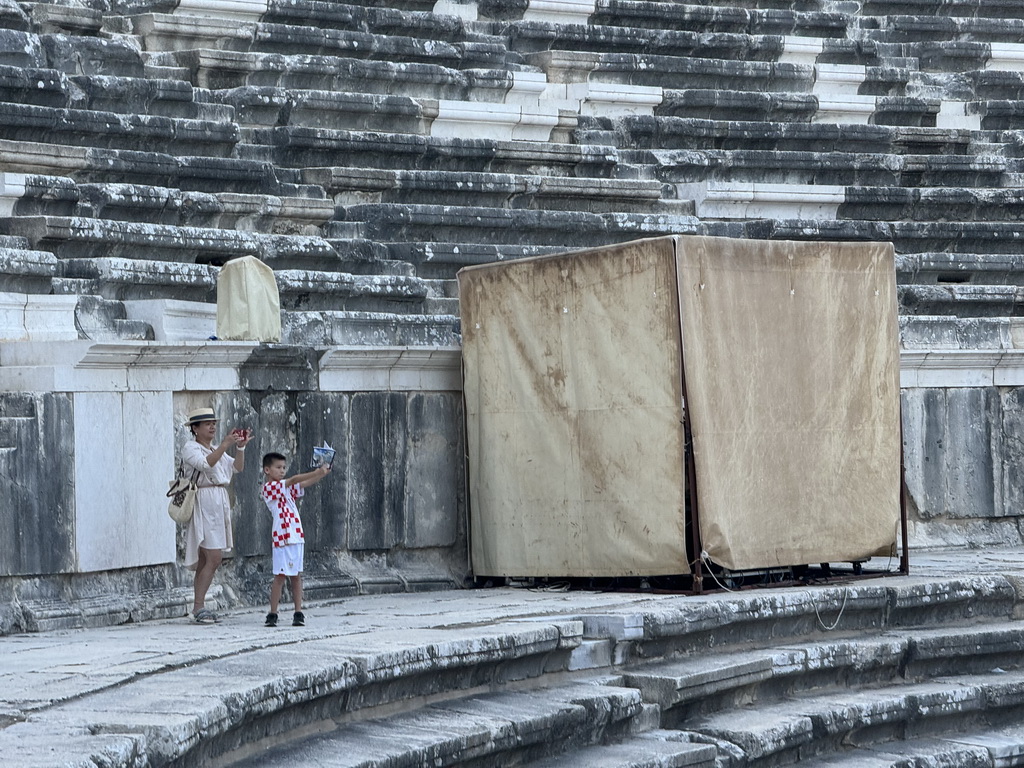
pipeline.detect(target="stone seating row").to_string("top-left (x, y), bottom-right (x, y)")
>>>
top-left (861, 0), bottom-right (1024, 21)
top-left (236, 683), bottom-right (712, 768)
top-left (1, 173), bottom-right (332, 233)
top-left (120, 14), bottom-right (518, 70)
top-left (12, 575), bottom-right (1008, 767)
top-left (0, 64), bottom-right (231, 122)
top-left (306, 166), bottom-right (666, 214)
top-left (636, 147), bottom-right (1007, 188)
top-left (679, 181), bottom-right (1024, 220)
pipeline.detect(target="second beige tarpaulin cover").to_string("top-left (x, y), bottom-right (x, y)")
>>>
top-left (676, 236), bottom-right (901, 571)
top-left (459, 235), bottom-right (901, 577)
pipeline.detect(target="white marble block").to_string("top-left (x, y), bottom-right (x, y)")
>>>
top-left (74, 390), bottom-right (176, 572)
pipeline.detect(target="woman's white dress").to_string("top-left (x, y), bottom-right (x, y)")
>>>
top-left (180, 440), bottom-right (237, 570)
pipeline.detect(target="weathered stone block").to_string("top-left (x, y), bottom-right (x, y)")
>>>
top-left (402, 392), bottom-right (463, 549)
top-left (348, 391), bottom-right (406, 550)
top-left (0, 392), bottom-right (75, 576)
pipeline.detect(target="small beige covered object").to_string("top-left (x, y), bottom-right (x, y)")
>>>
top-left (216, 255), bottom-right (281, 342)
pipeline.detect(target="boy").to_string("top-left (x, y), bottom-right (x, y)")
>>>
top-left (261, 451), bottom-right (331, 627)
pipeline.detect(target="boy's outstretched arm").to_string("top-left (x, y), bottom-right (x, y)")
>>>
top-left (284, 464), bottom-right (332, 488)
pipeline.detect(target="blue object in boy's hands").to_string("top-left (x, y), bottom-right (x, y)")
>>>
top-left (312, 441), bottom-right (335, 468)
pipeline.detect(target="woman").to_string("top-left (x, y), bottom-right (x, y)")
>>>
top-left (180, 406), bottom-right (251, 624)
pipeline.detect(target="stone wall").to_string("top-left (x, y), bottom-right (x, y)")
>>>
top-left (0, 342), bottom-right (466, 634)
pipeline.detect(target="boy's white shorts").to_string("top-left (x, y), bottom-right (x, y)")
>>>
top-left (272, 543), bottom-right (304, 576)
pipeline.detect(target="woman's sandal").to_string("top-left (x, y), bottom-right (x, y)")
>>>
top-left (192, 608), bottom-right (218, 624)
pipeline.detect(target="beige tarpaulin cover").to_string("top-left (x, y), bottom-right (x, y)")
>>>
top-left (216, 255), bottom-right (281, 342)
top-left (677, 236), bottom-right (901, 570)
top-left (459, 239), bottom-right (689, 577)
top-left (459, 235), bottom-right (901, 577)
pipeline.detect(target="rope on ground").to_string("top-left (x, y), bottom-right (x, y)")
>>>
top-left (814, 587), bottom-right (850, 632)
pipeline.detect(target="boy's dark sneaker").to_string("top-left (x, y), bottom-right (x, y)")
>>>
top-left (265, 612), bottom-right (278, 627)
top-left (292, 611), bottom-right (305, 626)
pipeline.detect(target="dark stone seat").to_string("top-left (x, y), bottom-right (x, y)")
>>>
top-left (0, 138), bottom-right (293, 193)
top-left (589, 0), bottom-right (846, 36)
top-left (158, 47), bottom-right (521, 98)
top-left (217, 88), bottom-right (432, 133)
top-left (840, 186), bottom-right (1024, 221)
top-left (281, 309), bottom-right (460, 347)
top-left (302, 166), bottom-right (665, 213)
top-left (261, 0), bottom-right (482, 42)
top-left (861, 0), bottom-right (1024, 22)
top-left (0, 65), bottom-right (66, 108)
top-left (0, 101), bottom-right (238, 155)
top-left (526, 49), bottom-right (814, 92)
top-left (275, 268), bottom-right (431, 312)
top-left (58, 256), bottom-right (217, 301)
top-left (66, 74), bottom-right (231, 121)
top-left (633, 147), bottom-right (1007, 187)
top-left (385, 240), bottom-right (566, 279)
top-left (0, 240), bottom-right (58, 292)
top-left (508, 23), bottom-right (788, 61)
top-left (897, 252), bottom-right (1024, 285)
top-left (66, 182), bottom-right (333, 233)
top-left (656, 89), bottom-right (940, 126)
top-left (899, 283), bottom-right (1024, 316)
top-left (0, 214), bottom-right (338, 266)
top-left (583, 115), bottom-right (973, 154)
top-left (251, 126), bottom-right (619, 177)
top-left (337, 202), bottom-right (698, 248)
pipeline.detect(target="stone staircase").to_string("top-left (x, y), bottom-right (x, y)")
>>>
top-left (0, 0), bottom-right (1022, 344)
top-left (189, 576), bottom-right (1024, 768)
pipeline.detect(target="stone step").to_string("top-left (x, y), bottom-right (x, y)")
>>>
top-left (155, 46), bottom-right (522, 98)
top-left (657, 88), bottom-right (941, 127)
top-left (336, 203), bottom-right (699, 248)
top-left (260, 0), bottom-right (491, 42)
top-left (861, 0), bottom-right (1024, 20)
top-left (677, 668), bottom-right (1024, 766)
top-left (634, 147), bottom-right (1008, 187)
top-left (0, 215), bottom-right (338, 267)
top-left (249, 127), bottom-right (619, 176)
top-left (580, 115), bottom-right (976, 155)
top-left (857, 12), bottom-right (1024, 43)
top-left (807, 727), bottom-right (1024, 767)
top-left (896, 251), bottom-right (1024, 284)
top-left (0, 245), bottom-right (58, 293)
top-left (303, 166), bottom-right (667, 214)
top-left (233, 681), bottom-right (653, 768)
top-left (281, 309), bottom-right (460, 346)
top-left (681, 181), bottom-right (1024, 221)
top-left (527, 49), bottom-right (814, 94)
top-left (275, 268), bottom-right (431, 312)
top-left (841, 185), bottom-right (1024, 221)
top-left (743, 218), bottom-right (1024, 255)
top-left (588, 0), bottom-right (847, 37)
top-left (325, 238), bottom-right (417, 276)
top-left (58, 257), bottom-right (217, 302)
top-left (69, 182), bottom-right (332, 233)
top-left (218, 87), bottom-right (432, 132)
top-left (68, 74), bottom-right (232, 121)
top-left (625, 621), bottom-right (1024, 721)
top-left (899, 284), bottom-right (1023, 316)
top-left (41, 33), bottom-right (148, 78)
top-left (522, 732), bottom-right (715, 768)
top-left (0, 100), bottom-right (237, 155)
top-left (74, 294), bottom-right (153, 340)
top-left (510, 24), bottom-right (789, 62)
top-left (127, 14), bottom-right (514, 70)
top-left (385, 241), bottom-right (566, 279)
top-left (0, 138), bottom-right (294, 193)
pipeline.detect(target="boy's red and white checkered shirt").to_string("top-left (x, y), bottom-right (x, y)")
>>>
top-left (261, 480), bottom-right (305, 547)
